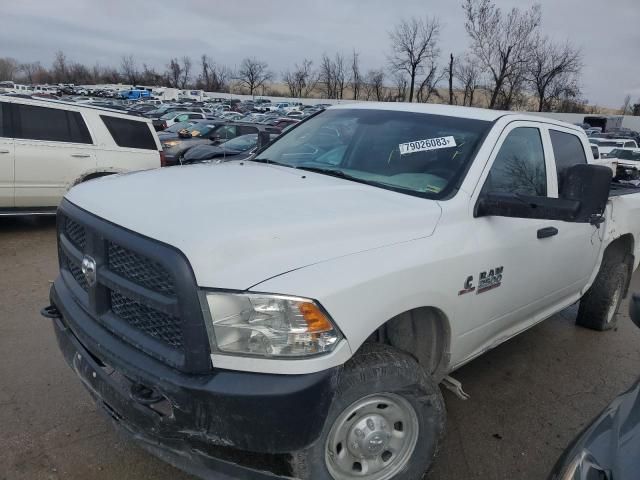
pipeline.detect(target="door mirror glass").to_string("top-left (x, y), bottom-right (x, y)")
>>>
top-left (560, 164), bottom-right (611, 222)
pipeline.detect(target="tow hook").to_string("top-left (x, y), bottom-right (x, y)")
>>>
top-left (441, 376), bottom-right (470, 400)
top-left (40, 304), bottom-right (62, 319)
top-left (130, 383), bottom-right (164, 405)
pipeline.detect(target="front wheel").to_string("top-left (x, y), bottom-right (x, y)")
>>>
top-left (291, 344), bottom-right (445, 480)
top-left (576, 258), bottom-right (629, 331)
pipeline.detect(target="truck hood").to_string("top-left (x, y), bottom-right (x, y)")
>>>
top-left (66, 162), bottom-right (442, 290)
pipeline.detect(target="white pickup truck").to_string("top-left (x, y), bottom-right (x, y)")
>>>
top-left (45, 103), bottom-right (640, 480)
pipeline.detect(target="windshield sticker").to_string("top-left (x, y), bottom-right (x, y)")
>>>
top-left (399, 136), bottom-right (457, 155)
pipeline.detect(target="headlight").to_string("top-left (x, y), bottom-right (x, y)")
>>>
top-left (205, 292), bottom-right (342, 358)
top-left (162, 141), bottom-right (180, 148)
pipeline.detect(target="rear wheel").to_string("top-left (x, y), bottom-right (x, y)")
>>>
top-left (576, 257), bottom-right (629, 331)
top-left (291, 344), bottom-right (445, 480)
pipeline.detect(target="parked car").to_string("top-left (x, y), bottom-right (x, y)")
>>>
top-left (159, 121), bottom-right (279, 165)
top-left (182, 132), bottom-right (280, 164)
top-left (0, 95), bottom-right (163, 214)
top-left (549, 295), bottom-right (640, 480)
top-left (152, 112), bottom-right (206, 131)
top-left (44, 103), bottom-right (640, 479)
top-left (591, 138), bottom-right (638, 155)
top-left (156, 120), bottom-right (198, 139)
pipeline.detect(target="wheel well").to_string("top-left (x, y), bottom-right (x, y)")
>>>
top-left (604, 234), bottom-right (635, 296)
top-left (75, 172), bottom-right (115, 185)
top-left (365, 307), bottom-right (451, 381)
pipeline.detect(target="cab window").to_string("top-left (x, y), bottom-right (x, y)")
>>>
top-left (481, 127), bottom-right (547, 197)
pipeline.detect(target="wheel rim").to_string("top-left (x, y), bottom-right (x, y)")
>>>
top-left (606, 281), bottom-right (623, 324)
top-left (325, 393), bottom-right (419, 480)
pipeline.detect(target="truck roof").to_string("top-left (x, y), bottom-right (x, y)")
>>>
top-left (329, 102), bottom-right (584, 131)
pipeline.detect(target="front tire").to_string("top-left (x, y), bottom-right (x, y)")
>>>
top-left (576, 257), bottom-right (629, 331)
top-left (291, 344), bottom-right (445, 480)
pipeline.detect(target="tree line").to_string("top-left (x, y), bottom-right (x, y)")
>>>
top-left (0, 0), bottom-right (636, 114)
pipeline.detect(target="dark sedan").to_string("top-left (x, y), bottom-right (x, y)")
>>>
top-left (549, 294), bottom-right (640, 480)
top-left (161, 121), bottom-right (277, 165)
top-left (182, 133), bottom-right (279, 164)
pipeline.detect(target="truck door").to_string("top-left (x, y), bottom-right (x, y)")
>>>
top-left (455, 122), bottom-right (570, 357)
top-left (541, 126), bottom-right (603, 297)
top-left (0, 102), bottom-right (15, 207)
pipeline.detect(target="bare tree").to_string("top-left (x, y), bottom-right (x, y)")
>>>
top-left (283, 59), bottom-right (317, 98)
top-left (463, 0), bottom-right (541, 109)
top-left (528, 35), bottom-right (582, 111)
top-left (0, 57), bottom-right (19, 81)
top-left (349, 50), bottom-right (362, 100)
top-left (52, 50), bottom-right (68, 83)
top-left (455, 55), bottom-right (482, 106)
top-left (388, 17), bottom-right (441, 102)
top-left (364, 69), bottom-right (386, 101)
top-left (120, 55), bottom-right (139, 85)
top-left (140, 64), bottom-right (164, 86)
top-left (394, 73), bottom-right (409, 102)
top-left (236, 57), bottom-right (272, 96)
top-left (20, 61), bottom-right (43, 84)
top-left (621, 95), bottom-right (633, 115)
top-left (166, 58), bottom-right (182, 87)
top-left (334, 53), bottom-right (347, 99)
top-left (318, 54), bottom-right (335, 99)
top-left (447, 53), bottom-right (455, 104)
top-left (318, 53), bottom-right (346, 99)
top-left (180, 56), bottom-right (192, 89)
top-left (68, 63), bottom-right (92, 85)
top-left (416, 61), bottom-right (444, 103)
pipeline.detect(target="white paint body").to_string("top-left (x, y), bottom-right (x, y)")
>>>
top-left (64, 103), bottom-right (640, 375)
top-left (0, 96), bottom-right (162, 210)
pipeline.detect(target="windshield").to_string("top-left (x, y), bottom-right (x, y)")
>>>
top-left (599, 141), bottom-right (624, 147)
top-left (253, 109), bottom-right (491, 198)
top-left (222, 134), bottom-right (259, 151)
top-left (609, 149), bottom-right (640, 161)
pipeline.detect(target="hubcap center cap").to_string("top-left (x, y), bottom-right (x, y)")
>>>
top-left (347, 414), bottom-right (391, 458)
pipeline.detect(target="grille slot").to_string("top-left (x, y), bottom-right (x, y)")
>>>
top-left (61, 250), bottom-right (88, 291)
top-left (110, 291), bottom-right (183, 349)
top-left (64, 217), bottom-right (86, 251)
top-left (108, 242), bottom-right (175, 296)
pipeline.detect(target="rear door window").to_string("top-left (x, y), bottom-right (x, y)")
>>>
top-left (100, 115), bottom-right (157, 150)
top-left (13, 104), bottom-right (92, 143)
top-left (549, 130), bottom-right (587, 190)
top-left (0, 102), bottom-right (5, 137)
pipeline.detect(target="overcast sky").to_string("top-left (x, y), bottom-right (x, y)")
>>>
top-left (2, 0), bottom-right (639, 107)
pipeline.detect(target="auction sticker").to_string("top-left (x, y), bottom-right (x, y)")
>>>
top-left (399, 136), bottom-right (457, 155)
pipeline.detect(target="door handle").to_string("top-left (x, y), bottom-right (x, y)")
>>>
top-left (71, 153), bottom-right (91, 158)
top-left (537, 227), bottom-right (559, 239)
top-left (0, 150), bottom-right (10, 154)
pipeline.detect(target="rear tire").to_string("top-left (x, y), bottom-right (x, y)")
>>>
top-left (291, 344), bottom-right (445, 480)
top-left (576, 257), bottom-right (629, 331)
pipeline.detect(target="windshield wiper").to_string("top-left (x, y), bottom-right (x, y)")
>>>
top-left (249, 158), bottom-right (293, 168)
top-left (297, 166), bottom-right (376, 186)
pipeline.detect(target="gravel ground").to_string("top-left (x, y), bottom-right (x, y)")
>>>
top-left (1, 216), bottom-right (639, 480)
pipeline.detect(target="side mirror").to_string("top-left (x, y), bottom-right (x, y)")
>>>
top-left (475, 193), bottom-right (580, 221)
top-left (560, 164), bottom-right (611, 223)
top-left (629, 294), bottom-right (640, 328)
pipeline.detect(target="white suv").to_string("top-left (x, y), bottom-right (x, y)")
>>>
top-left (0, 96), bottom-right (163, 214)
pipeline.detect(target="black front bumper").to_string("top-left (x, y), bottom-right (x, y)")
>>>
top-left (49, 281), bottom-right (340, 479)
